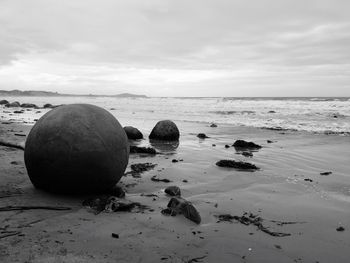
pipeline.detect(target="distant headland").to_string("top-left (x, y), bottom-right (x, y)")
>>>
top-left (0, 90), bottom-right (147, 98)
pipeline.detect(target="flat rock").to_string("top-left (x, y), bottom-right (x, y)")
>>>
top-left (216, 159), bottom-right (259, 171)
top-left (233, 140), bottom-right (262, 149)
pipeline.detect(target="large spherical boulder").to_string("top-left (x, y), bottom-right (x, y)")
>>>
top-left (149, 120), bottom-right (180, 141)
top-left (24, 104), bottom-right (129, 194)
top-left (124, 126), bottom-right (143, 140)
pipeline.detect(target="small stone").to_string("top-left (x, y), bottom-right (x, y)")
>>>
top-left (210, 123), bottom-right (218, 127)
top-left (165, 186), bottom-right (181, 196)
top-left (233, 140), bottom-right (262, 149)
top-left (197, 133), bottom-right (209, 139)
top-left (111, 233), bottom-right (119, 238)
top-left (336, 226), bottom-right (345, 232)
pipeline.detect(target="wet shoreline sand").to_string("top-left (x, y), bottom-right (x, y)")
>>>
top-left (0, 119), bottom-right (350, 262)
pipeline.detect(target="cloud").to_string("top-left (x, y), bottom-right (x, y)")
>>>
top-left (0, 0), bottom-right (349, 96)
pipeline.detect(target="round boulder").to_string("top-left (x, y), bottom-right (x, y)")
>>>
top-left (124, 126), bottom-right (143, 140)
top-left (149, 120), bottom-right (180, 141)
top-left (5, 101), bottom-right (20, 107)
top-left (24, 104), bottom-right (129, 194)
top-left (0, 100), bottom-right (9, 105)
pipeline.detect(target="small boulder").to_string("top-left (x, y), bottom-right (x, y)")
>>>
top-left (149, 120), bottom-right (180, 141)
top-left (216, 160), bottom-right (259, 170)
top-left (129, 146), bottom-right (156, 154)
top-left (43, 103), bottom-right (54, 108)
top-left (210, 123), bottom-right (218, 127)
top-left (124, 126), bottom-right (143, 140)
top-left (197, 133), bottom-right (209, 139)
top-left (233, 140), bottom-right (262, 149)
top-left (162, 196), bottom-right (201, 224)
top-left (5, 101), bottom-right (20, 107)
top-left (0, 99), bottom-right (9, 105)
top-left (165, 186), bottom-right (181, 196)
top-left (21, 103), bottom-right (38, 108)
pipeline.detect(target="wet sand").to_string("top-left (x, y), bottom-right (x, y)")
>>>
top-left (0, 119), bottom-right (350, 262)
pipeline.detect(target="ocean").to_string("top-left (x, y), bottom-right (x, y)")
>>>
top-left (1, 96), bottom-right (350, 135)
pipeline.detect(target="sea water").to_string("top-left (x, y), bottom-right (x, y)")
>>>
top-left (1, 96), bottom-right (349, 135)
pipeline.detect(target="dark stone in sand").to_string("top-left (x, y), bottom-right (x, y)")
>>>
top-left (0, 100), bottom-right (9, 105)
top-left (267, 140), bottom-right (273, 143)
top-left (233, 140), bottom-right (262, 149)
top-left (216, 160), bottom-right (259, 170)
top-left (336, 226), bottom-right (345, 232)
top-left (210, 123), bottom-right (217, 127)
top-left (172, 159), bottom-right (178, 163)
top-left (197, 133), bottom-right (209, 139)
top-left (225, 144), bottom-right (230, 148)
top-left (130, 163), bottom-right (156, 174)
top-left (124, 126), bottom-right (143, 140)
top-left (304, 178), bottom-right (313, 182)
top-left (165, 186), bottom-right (181, 196)
top-left (151, 176), bottom-right (172, 183)
top-left (14, 110), bottom-right (24, 114)
top-left (268, 111), bottom-right (276, 113)
top-left (162, 196), bottom-right (201, 224)
top-left (320, 171), bottom-right (332, 176)
top-left (5, 101), bottom-right (20, 107)
top-left (21, 103), bottom-right (38, 108)
top-left (149, 120), bottom-right (180, 141)
top-left (24, 104), bottom-right (129, 194)
top-left (111, 233), bottom-right (119, 238)
top-left (129, 146), bottom-right (157, 154)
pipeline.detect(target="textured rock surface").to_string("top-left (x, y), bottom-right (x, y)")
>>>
top-left (124, 126), bottom-right (143, 140)
top-left (24, 104), bottom-right (129, 194)
top-left (149, 120), bottom-right (180, 141)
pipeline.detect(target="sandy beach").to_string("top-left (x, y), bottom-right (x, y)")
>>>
top-left (1, 111), bottom-right (349, 263)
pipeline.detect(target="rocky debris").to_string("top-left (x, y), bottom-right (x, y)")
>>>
top-left (197, 133), bottom-right (209, 139)
top-left (20, 103), bottom-right (38, 108)
top-left (268, 111), bottom-right (276, 113)
top-left (172, 159), bottom-right (178, 163)
top-left (165, 186), bottom-right (181, 196)
top-left (210, 123), bottom-right (218, 127)
top-left (242, 152), bottom-right (253, 157)
top-left (320, 171), bottom-right (332, 176)
top-left (125, 163), bottom-right (157, 178)
top-left (13, 110), bottom-right (24, 114)
top-left (215, 212), bottom-right (291, 237)
top-left (225, 144), bottom-right (230, 148)
top-left (212, 144), bottom-right (216, 147)
top-left (111, 233), bottom-right (119, 239)
top-left (0, 100), bottom-right (9, 105)
top-left (267, 140), bottom-right (274, 143)
top-left (182, 179), bottom-right (188, 183)
top-left (216, 160), bottom-right (259, 171)
top-left (5, 101), bottom-right (20, 108)
top-left (149, 120), bottom-right (180, 141)
top-left (336, 226), bottom-right (345, 232)
top-left (43, 103), bottom-right (53, 108)
top-left (233, 140), bottom-right (262, 149)
top-left (162, 196), bottom-right (201, 224)
top-left (130, 146), bottom-right (157, 154)
top-left (124, 126), bottom-right (143, 140)
top-left (151, 176), bottom-right (172, 183)
top-left (304, 178), bottom-right (313, 182)
top-left (83, 196), bottom-right (149, 214)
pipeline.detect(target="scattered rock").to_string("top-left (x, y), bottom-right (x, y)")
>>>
top-left (304, 178), bottom-right (313, 182)
top-left (149, 120), bottom-right (180, 141)
top-left (182, 179), bottom-right (188, 183)
top-left (14, 133), bottom-right (26, 137)
top-left (124, 126), bottom-right (143, 140)
top-left (233, 140), bottom-right (262, 149)
top-left (336, 226), bottom-right (345, 232)
top-left (129, 146), bottom-right (157, 154)
top-left (111, 233), bottom-right (119, 239)
top-left (20, 103), bottom-right (38, 108)
top-left (212, 144), bottom-right (216, 147)
top-left (172, 159), bottom-right (179, 163)
top-left (0, 100), bottom-right (9, 105)
top-left (210, 123), bottom-right (218, 127)
top-left (165, 186), bottom-right (181, 196)
top-left (162, 196), bottom-right (201, 224)
top-left (5, 101), bottom-right (20, 108)
top-left (151, 176), bottom-right (172, 183)
top-left (10, 161), bottom-right (19, 165)
top-left (197, 133), bottom-right (209, 139)
top-left (216, 160), bottom-right (259, 171)
top-left (267, 140), bottom-right (273, 143)
top-left (320, 171), bottom-right (332, 176)
top-left (125, 163), bottom-right (157, 178)
top-left (268, 111), bottom-right (276, 113)
top-left (108, 185), bottom-right (126, 198)
top-left (225, 145), bottom-right (230, 148)
top-left (13, 110), bottom-right (24, 114)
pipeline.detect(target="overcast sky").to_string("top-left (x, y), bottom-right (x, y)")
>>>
top-left (0, 0), bottom-right (349, 96)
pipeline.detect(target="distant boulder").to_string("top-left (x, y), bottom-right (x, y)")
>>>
top-left (124, 126), bottom-right (143, 140)
top-left (149, 120), bottom-right (180, 141)
top-left (210, 123), bottom-right (218, 127)
top-left (197, 133), bottom-right (209, 139)
top-left (43, 103), bottom-right (53, 108)
top-left (5, 101), bottom-right (20, 107)
top-left (0, 100), bottom-right (9, 105)
top-left (21, 103), bottom-right (38, 108)
top-left (233, 140), bottom-right (262, 149)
